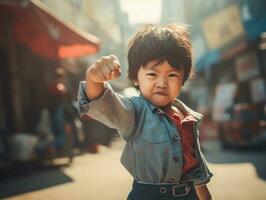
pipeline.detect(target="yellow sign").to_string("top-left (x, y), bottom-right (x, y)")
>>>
top-left (202, 5), bottom-right (244, 49)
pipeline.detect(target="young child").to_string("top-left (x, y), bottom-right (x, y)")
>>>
top-left (78, 23), bottom-right (213, 200)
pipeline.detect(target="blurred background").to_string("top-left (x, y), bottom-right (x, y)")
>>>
top-left (0, 0), bottom-right (266, 199)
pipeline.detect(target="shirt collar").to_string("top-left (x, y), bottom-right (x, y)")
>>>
top-left (172, 99), bottom-right (203, 122)
top-left (139, 95), bottom-right (203, 122)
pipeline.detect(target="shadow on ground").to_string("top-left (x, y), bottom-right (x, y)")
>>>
top-left (203, 141), bottom-right (266, 180)
top-left (0, 162), bottom-right (73, 199)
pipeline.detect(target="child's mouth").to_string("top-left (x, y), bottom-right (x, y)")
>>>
top-left (154, 91), bottom-right (168, 96)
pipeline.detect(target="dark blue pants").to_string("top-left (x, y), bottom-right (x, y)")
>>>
top-left (127, 180), bottom-right (199, 200)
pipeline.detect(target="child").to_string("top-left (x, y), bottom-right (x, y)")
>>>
top-left (78, 23), bottom-right (213, 200)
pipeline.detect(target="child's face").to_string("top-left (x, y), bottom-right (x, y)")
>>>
top-left (133, 60), bottom-right (184, 107)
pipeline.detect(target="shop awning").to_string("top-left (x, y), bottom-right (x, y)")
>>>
top-left (244, 18), bottom-right (266, 40)
top-left (195, 49), bottom-right (220, 72)
top-left (0, 0), bottom-right (100, 59)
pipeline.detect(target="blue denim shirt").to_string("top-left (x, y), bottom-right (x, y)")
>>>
top-left (78, 81), bottom-right (213, 185)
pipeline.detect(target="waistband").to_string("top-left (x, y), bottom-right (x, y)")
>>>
top-left (132, 180), bottom-right (196, 199)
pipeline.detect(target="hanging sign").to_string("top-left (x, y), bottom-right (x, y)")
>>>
top-left (202, 5), bottom-right (245, 50)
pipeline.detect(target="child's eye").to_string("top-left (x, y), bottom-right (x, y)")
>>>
top-left (169, 73), bottom-right (179, 78)
top-left (146, 73), bottom-right (157, 76)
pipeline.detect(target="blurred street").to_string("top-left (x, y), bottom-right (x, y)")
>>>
top-left (0, 1), bottom-right (266, 200)
top-left (0, 138), bottom-right (266, 200)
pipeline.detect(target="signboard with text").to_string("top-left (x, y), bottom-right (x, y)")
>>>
top-left (202, 5), bottom-right (245, 50)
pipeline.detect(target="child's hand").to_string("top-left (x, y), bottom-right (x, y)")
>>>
top-left (86, 55), bottom-right (121, 83)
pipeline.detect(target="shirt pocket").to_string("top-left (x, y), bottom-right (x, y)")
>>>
top-left (140, 123), bottom-right (169, 144)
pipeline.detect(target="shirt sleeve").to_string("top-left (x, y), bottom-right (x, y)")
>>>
top-left (77, 81), bottom-right (136, 140)
top-left (193, 127), bottom-right (214, 186)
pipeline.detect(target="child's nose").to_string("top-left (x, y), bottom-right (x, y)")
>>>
top-left (156, 77), bottom-right (168, 88)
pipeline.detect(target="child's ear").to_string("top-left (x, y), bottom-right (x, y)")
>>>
top-left (133, 80), bottom-right (139, 86)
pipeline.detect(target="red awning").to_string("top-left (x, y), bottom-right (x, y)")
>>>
top-left (0, 0), bottom-right (100, 59)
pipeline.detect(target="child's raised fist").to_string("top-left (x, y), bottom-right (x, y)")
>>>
top-left (86, 55), bottom-right (121, 83)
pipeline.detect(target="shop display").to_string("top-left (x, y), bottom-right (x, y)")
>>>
top-left (235, 51), bottom-right (259, 81)
top-left (212, 83), bottom-right (237, 122)
top-left (250, 78), bottom-right (266, 103)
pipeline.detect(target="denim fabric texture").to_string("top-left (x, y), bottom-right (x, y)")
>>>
top-left (78, 81), bottom-right (213, 186)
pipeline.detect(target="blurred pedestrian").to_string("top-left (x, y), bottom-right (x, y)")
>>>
top-left (47, 68), bottom-right (75, 161)
top-left (35, 108), bottom-right (54, 159)
top-left (78, 23), bottom-right (214, 200)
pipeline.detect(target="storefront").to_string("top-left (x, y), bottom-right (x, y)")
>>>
top-left (0, 0), bottom-right (100, 160)
top-left (193, 3), bottom-right (266, 148)
top-left (211, 40), bottom-right (266, 148)
top-left (0, 0), bottom-right (100, 132)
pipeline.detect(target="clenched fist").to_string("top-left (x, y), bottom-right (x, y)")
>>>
top-left (86, 55), bottom-right (121, 83)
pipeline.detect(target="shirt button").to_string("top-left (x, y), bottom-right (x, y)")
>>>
top-left (173, 135), bottom-right (179, 142)
top-left (172, 154), bottom-right (179, 162)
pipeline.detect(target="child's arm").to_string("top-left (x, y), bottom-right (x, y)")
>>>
top-left (85, 55), bottom-right (121, 100)
top-left (79, 55), bottom-right (136, 140)
top-left (195, 185), bottom-right (213, 200)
